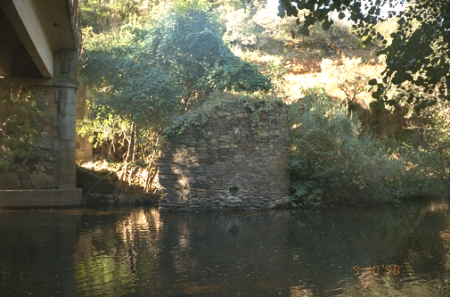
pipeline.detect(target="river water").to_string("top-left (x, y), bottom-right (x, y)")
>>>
top-left (1, 198), bottom-right (450, 296)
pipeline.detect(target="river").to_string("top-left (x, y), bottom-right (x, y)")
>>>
top-left (0, 198), bottom-right (449, 296)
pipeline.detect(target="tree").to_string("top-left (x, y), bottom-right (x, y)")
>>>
top-left (81, 1), bottom-right (271, 132)
top-left (278, 0), bottom-right (450, 110)
top-left (79, 0), bottom-right (271, 193)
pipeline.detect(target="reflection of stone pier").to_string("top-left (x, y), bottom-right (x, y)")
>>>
top-left (0, 0), bottom-right (81, 206)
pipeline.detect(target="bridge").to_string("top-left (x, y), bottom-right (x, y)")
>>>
top-left (0, 0), bottom-right (82, 206)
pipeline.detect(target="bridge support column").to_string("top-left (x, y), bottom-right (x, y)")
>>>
top-left (0, 49), bottom-right (82, 207)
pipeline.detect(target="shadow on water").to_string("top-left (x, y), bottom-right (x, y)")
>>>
top-left (1, 198), bottom-right (450, 296)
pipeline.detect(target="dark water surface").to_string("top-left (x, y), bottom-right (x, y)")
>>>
top-left (1, 199), bottom-right (450, 296)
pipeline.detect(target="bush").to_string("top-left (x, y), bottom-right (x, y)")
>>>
top-left (0, 90), bottom-right (47, 171)
top-left (288, 88), bottom-right (448, 206)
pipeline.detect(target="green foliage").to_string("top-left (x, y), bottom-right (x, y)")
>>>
top-left (0, 90), bottom-right (46, 170)
top-left (80, 0), bottom-right (150, 33)
top-left (374, 0), bottom-right (450, 110)
top-left (278, 0), bottom-right (450, 110)
top-left (266, 60), bottom-right (288, 93)
top-left (163, 91), bottom-right (282, 138)
top-left (288, 88), bottom-right (448, 207)
top-left (221, 6), bottom-right (258, 46)
top-left (81, 1), bottom-right (271, 133)
top-left (148, 5), bottom-right (271, 103)
top-left (76, 102), bottom-right (130, 147)
top-left (163, 91), bottom-right (227, 137)
top-left (79, 0), bottom-right (271, 194)
top-left (239, 91), bottom-right (283, 136)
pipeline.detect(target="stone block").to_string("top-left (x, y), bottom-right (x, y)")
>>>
top-left (53, 140), bottom-right (60, 151)
top-left (0, 172), bottom-right (22, 189)
top-left (191, 183), bottom-right (210, 189)
top-left (59, 100), bottom-right (77, 116)
top-left (22, 179), bottom-right (32, 189)
top-left (14, 164), bottom-right (30, 173)
top-left (19, 172), bottom-right (29, 179)
top-left (159, 174), bottom-right (179, 180)
top-left (47, 102), bottom-right (58, 112)
top-left (36, 150), bottom-right (50, 158)
top-left (59, 174), bottom-right (76, 189)
top-left (56, 114), bottom-right (76, 135)
top-left (197, 152), bottom-right (210, 159)
top-left (56, 162), bottom-right (75, 178)
top-left (59, 149), bottom-right (76, 164)
top-left (39, 138), bottom-right (54, 149)
top-left (29, 172), bottom-right (58, 189)
top-left (49, 157), bottom-right (59, 162)
top-left (35, 164), bottom-right (46, 172)
top-left (0, 188), bottom-right (82, 207)
top-left (196, 175), bottom-right (207, 181)
top-left (59, 140), bottom-right (76, 150)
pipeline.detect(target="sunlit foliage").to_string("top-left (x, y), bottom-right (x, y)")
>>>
top-left (288, 88), bottom-right (448, 206)
top-left (78, 0), bottom-right (271, 194)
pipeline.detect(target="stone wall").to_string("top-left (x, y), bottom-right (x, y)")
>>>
top-left (158, 99), bottom-right (290, 212)
top-left (0, 49), bottom-right (79, 192)
top-left (0, 85), bottom-right (59, 190)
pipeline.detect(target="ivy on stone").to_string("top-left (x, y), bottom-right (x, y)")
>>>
top-left (239, 92), bottom-right (283, 137)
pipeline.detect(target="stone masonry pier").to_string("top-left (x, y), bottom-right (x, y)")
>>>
top-left (158, 98), bottom-right (290, 212)
top-left (0, 0), bottom-right (81, 206)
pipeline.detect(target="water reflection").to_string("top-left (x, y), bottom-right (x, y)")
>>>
top-left (0, 199), bottom-right (450, 296)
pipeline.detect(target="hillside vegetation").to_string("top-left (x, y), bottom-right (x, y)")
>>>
top-left (78, 0), bottom-right (450, 206)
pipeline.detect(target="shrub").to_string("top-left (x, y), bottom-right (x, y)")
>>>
top-left (288, 88), bottom-right (448, 206)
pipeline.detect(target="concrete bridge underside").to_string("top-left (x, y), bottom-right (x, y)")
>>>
top-left (0, 0), bottom-right (82, 206)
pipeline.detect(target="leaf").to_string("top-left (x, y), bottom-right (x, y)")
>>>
top-left (386, 100), bottom-right (399, 107)
top-left (369, 101), bottom-right (383, 110)
top-left (299, 26), bottom-right (310, 36)
top-left (368, 79), bottom-right (378, 86)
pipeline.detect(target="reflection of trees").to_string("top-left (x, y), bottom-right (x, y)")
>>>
top-left (74, 208), bottom-right (163, 296)
top-left (2, 201), bottom-right (450, 296)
